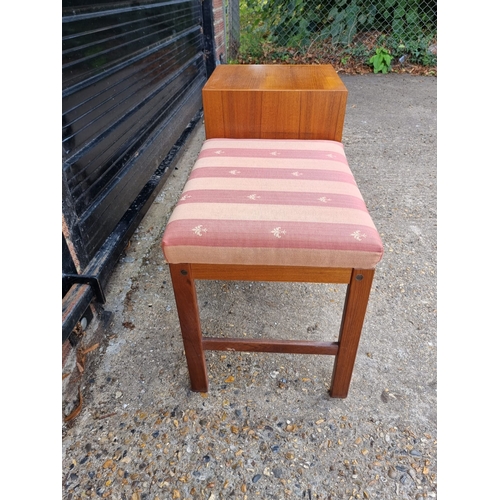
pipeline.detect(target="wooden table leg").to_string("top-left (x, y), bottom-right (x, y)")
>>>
top-left (169, 263), bottom-right (208, 392)
top-left (330, 269), bottom-right (375, 398)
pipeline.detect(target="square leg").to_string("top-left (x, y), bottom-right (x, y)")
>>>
top-left (330, 269), bottom-right (375, 398)
top-left (169, 263), bottom-right (208, 392)
top-left (169, 263), bottom-right (375, 398)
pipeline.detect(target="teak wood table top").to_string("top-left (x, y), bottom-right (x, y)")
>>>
top-left (202, 64), bottom-right (348, 141)
top-left (202, 64), bottom-right (347, 92)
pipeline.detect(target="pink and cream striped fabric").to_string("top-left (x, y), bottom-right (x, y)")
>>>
top-left (162, 139), bottom-right (383, 269)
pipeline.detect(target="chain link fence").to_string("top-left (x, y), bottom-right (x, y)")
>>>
top-left (225, 0), bottom-right (437, 72)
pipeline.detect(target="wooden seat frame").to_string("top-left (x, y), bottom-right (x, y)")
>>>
top-left (170, 263), bottom-right (374, 398)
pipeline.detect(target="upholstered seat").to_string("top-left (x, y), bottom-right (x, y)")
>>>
top-left (161, 137), bottom-right (383, 398)
top-left (162, 138), bottom-right (383, 269)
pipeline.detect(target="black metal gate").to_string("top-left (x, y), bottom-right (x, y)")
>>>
top-left (62, 0), bottom-right (215, 342)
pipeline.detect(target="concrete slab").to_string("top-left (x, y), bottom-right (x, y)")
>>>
top-left (62, 73), bottom-right (437, 500)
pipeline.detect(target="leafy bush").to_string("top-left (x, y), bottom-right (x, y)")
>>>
top-left (236, 0), bottom-right (267, 60)
top-left (239, 0), bottom-right (437, 66)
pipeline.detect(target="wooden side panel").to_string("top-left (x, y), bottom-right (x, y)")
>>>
top-left (190, 264), bottom-right (352, 283)
top-left (261, 92), bottom-right (302, 139)
top-left (299, 91), bottom-right (347, 141)
top-left (203, 89), bottom-right (263, 138)
top-left (203, 88), bottom-right (347, 141)
top-left (223, 91), bottom-right (263, 138)
top-left (202, 65), bottom-right (348, 141)
top-left (202, 90), bottom-right (224, 138)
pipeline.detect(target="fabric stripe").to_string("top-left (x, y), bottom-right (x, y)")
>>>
top-left (176, 190), bottom-right (368, 210)
top-left (183, 178), bottom-right (363, 195)
top-left (193, 156), bottom-right (352, 172)
top-left (188, 167), bottom-right (356, 183)
top-left (163, 219), bottom-right (382, 252)
top-left (168, 203), bottom-right (376, 228)
top-left (199, 147), bottom-right (348, 163)
top-left (163, 245), bottom-right (382, 269)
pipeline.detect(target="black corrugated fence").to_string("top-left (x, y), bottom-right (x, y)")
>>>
top-left (62, 0), bottom-right (215, 342)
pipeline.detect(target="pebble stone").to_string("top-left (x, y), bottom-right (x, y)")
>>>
top-left (273, 468), bottom-right (283, 478)
top-left (388, 467), bottom-right (398, 479)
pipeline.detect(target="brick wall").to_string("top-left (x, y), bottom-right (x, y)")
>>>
top-left (211, 0), bottom-right (226, 64)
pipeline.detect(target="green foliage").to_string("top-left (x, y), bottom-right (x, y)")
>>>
top-left (337, 43), bottom-right (371, 67)
top-left (239, 0), bottom-right (437, 67)
top-left (235, 0), bottom-right (267, 61)
top-left (369, 47), bottom-right (393, 73)
top-left (385, 32), bottom-right (437, 66)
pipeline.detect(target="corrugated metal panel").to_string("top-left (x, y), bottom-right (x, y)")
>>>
top-left (62, 0), bottom-right (206, 262)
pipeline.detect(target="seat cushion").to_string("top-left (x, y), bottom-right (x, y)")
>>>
top-left (162, 139), bottom-right (383, 269)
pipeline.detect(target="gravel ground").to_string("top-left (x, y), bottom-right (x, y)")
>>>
top-left (62, 73), bottom-right (437, 500)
